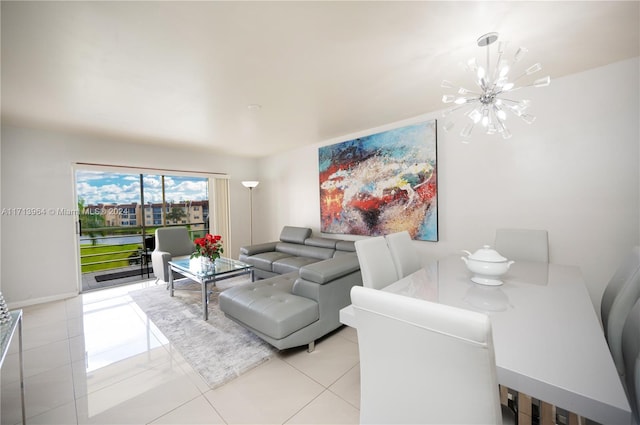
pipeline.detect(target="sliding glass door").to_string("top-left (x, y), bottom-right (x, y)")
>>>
top-left (75, 168), bottom-right (209, 292)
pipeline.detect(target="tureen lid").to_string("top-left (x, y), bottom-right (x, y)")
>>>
top-left (467, 245), bottom-right (508, 262)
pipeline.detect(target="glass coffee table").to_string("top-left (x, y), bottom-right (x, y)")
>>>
top-left (167, 257), bottom-right (254, 320)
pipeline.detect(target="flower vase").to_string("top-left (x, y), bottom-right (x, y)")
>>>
top-left (200, 256), bottom-right (214, 274)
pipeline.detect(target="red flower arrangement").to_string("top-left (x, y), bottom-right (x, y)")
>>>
top-left (191, 233), bottom-right (224, 261)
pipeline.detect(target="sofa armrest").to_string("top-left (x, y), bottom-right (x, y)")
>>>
top-left (151, 250), bottom-right (172, 282)
top-left (298, 253), bottom-right (360, 284)
top-left (240, 241), bottom-right (279, 256)
top-left (293, 269), bottom-right (362, 308)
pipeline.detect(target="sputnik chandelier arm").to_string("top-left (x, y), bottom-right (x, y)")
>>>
top-left (441, 32), bottom-right (550, 141)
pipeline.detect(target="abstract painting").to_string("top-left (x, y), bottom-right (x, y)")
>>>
top-left (319, 120), bottom-right (437, 241)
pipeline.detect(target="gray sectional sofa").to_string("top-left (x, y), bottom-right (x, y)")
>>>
top-left (219, 226), bottom-right (362, 351)
top-left (237, 226), bottom-right (357, 279)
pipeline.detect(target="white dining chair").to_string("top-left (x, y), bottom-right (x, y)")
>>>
top-left (354, 236), bottom-right (399, 290)
top-left (494, 228), bottom-right (549, 262)
top-left (351, 285), bottom-right (514, 424)
top-left (622, 297), bottom-right (640, 424)
top-left (601, 246), bottom-right (640, 375)
top-left (385, 230), bottom-right (422, 278)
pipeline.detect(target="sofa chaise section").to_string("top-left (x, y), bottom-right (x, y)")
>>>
top-left (220, 253), bottom-right (362, 351)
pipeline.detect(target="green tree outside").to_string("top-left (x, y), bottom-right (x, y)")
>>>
top-left (165, 206), bottom-right (187, 224)
top-left (78, 198), bottom-right (106, 246)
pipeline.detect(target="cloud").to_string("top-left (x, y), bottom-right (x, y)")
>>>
top-left (77, 171), bottom-right (208, 205)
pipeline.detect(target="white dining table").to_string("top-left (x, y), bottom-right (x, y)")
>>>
top-left (339, 256), bottom-right (632, 424)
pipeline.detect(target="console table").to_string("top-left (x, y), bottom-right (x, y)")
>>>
top-left (1, 310), bottom-right (25, 425)
top-left (340, 257), bottom-right (632, 424)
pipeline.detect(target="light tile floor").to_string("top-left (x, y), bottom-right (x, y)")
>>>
top-left (1, 280), bottom-right (361, 425)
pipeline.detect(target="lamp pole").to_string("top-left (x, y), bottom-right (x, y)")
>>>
top-left (241, 181), bottom-right (260, 244)
top-left (248, 187), bottom-right (254, 245)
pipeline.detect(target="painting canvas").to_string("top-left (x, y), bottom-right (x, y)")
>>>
top-left (319, 120), bottom-right (437, 241)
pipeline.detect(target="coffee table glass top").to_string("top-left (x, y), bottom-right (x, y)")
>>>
top-left (169, 257), bottom-right (252, 279)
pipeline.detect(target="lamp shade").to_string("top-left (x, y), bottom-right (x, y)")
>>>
top-left (242, 181), bottom-right (260, 188)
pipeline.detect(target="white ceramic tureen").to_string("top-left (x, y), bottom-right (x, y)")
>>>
top-left (461, 245), bottom-right (514, 286)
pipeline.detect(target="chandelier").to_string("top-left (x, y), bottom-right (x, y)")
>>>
top-left (441, 32), bottom-right (550, 141)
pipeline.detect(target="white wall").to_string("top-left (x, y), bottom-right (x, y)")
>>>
top-left (0, 125), bottom-right (259, 307)
top-left (2, 58), bottom-right (638, 310)
top-left (256, 58), bottom-right (640, 309)
top-left (0, 123), bottom-right (2, 294)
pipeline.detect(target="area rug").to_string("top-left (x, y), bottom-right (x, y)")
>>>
top-left (128, 276), bottom-right (276, 389)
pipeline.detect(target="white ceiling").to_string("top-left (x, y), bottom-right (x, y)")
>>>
top-left (2, 1), bottom-right (639, 158)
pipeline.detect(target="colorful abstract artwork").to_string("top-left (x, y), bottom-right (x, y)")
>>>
top-left (319, 120), bottom-right (437, 241)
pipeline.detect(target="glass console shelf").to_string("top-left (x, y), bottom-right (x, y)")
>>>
top-left (1, 309), bottom-right (25, 425)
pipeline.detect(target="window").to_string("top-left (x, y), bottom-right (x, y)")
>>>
top-left (75, 167), bottom-right (219, 293)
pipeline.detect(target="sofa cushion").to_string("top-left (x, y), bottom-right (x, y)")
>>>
top-left (219, 272), bottom-right (319, 340)
top-left (273, 256), bottom-right (321, 275)
top-left (279, 226), bottom-right (312, 244)
top-left (242, 251), bottom-right (292, 272)
top-left (275, 242), bottom-right (335, 260)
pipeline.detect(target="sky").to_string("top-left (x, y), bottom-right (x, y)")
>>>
top-left (76, 170), bottom-right (208, 205)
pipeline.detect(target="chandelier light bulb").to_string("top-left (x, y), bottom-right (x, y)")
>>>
top-left (499, 64), bottom-right (510, 78)
top-left (525, 63), bottom-right (542, 75)
top-left (441, 80), bottom-right (456, 89)
top-left (533, 76), bottom-right (551, 87)
top-left (467, 58), bottom-right (479, 72)
top-left (461, 123), bottom-right (474, 138)
top-left (514, 47), bottom-right (528, 62)
top-left (468, 109), bottom-right (482, 123)
top-left (442, 94), bottom-right (456, 103)
top-left (443, 121), bottom-right (455, 132)
top-left (441, 32), bottom-right (550, 141)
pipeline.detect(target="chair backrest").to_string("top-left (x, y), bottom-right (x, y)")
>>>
top-left (154, 227), bottom-right (194, 257)
top-left (601, 246), bottom-right (640, 375)
top-left (494, 228), bottom-right (549, 262)
top-left (351, 286), bottom-right (503, 424)
top-left (622, 298), bottom-right (640, 423)
top-left (385, 231), bottom-right (422, 278)
top-left (355, 236), bottom-right (399, 290)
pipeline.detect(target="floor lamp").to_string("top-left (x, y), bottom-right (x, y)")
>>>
top-left (242, 181), bottom-right (259, 244)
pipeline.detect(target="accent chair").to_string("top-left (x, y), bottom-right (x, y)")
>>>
top-left (151, 227), bottom-right (195, 285)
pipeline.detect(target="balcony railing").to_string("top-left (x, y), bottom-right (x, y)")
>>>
top-left (80, 223), bottom-right (208, 287)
